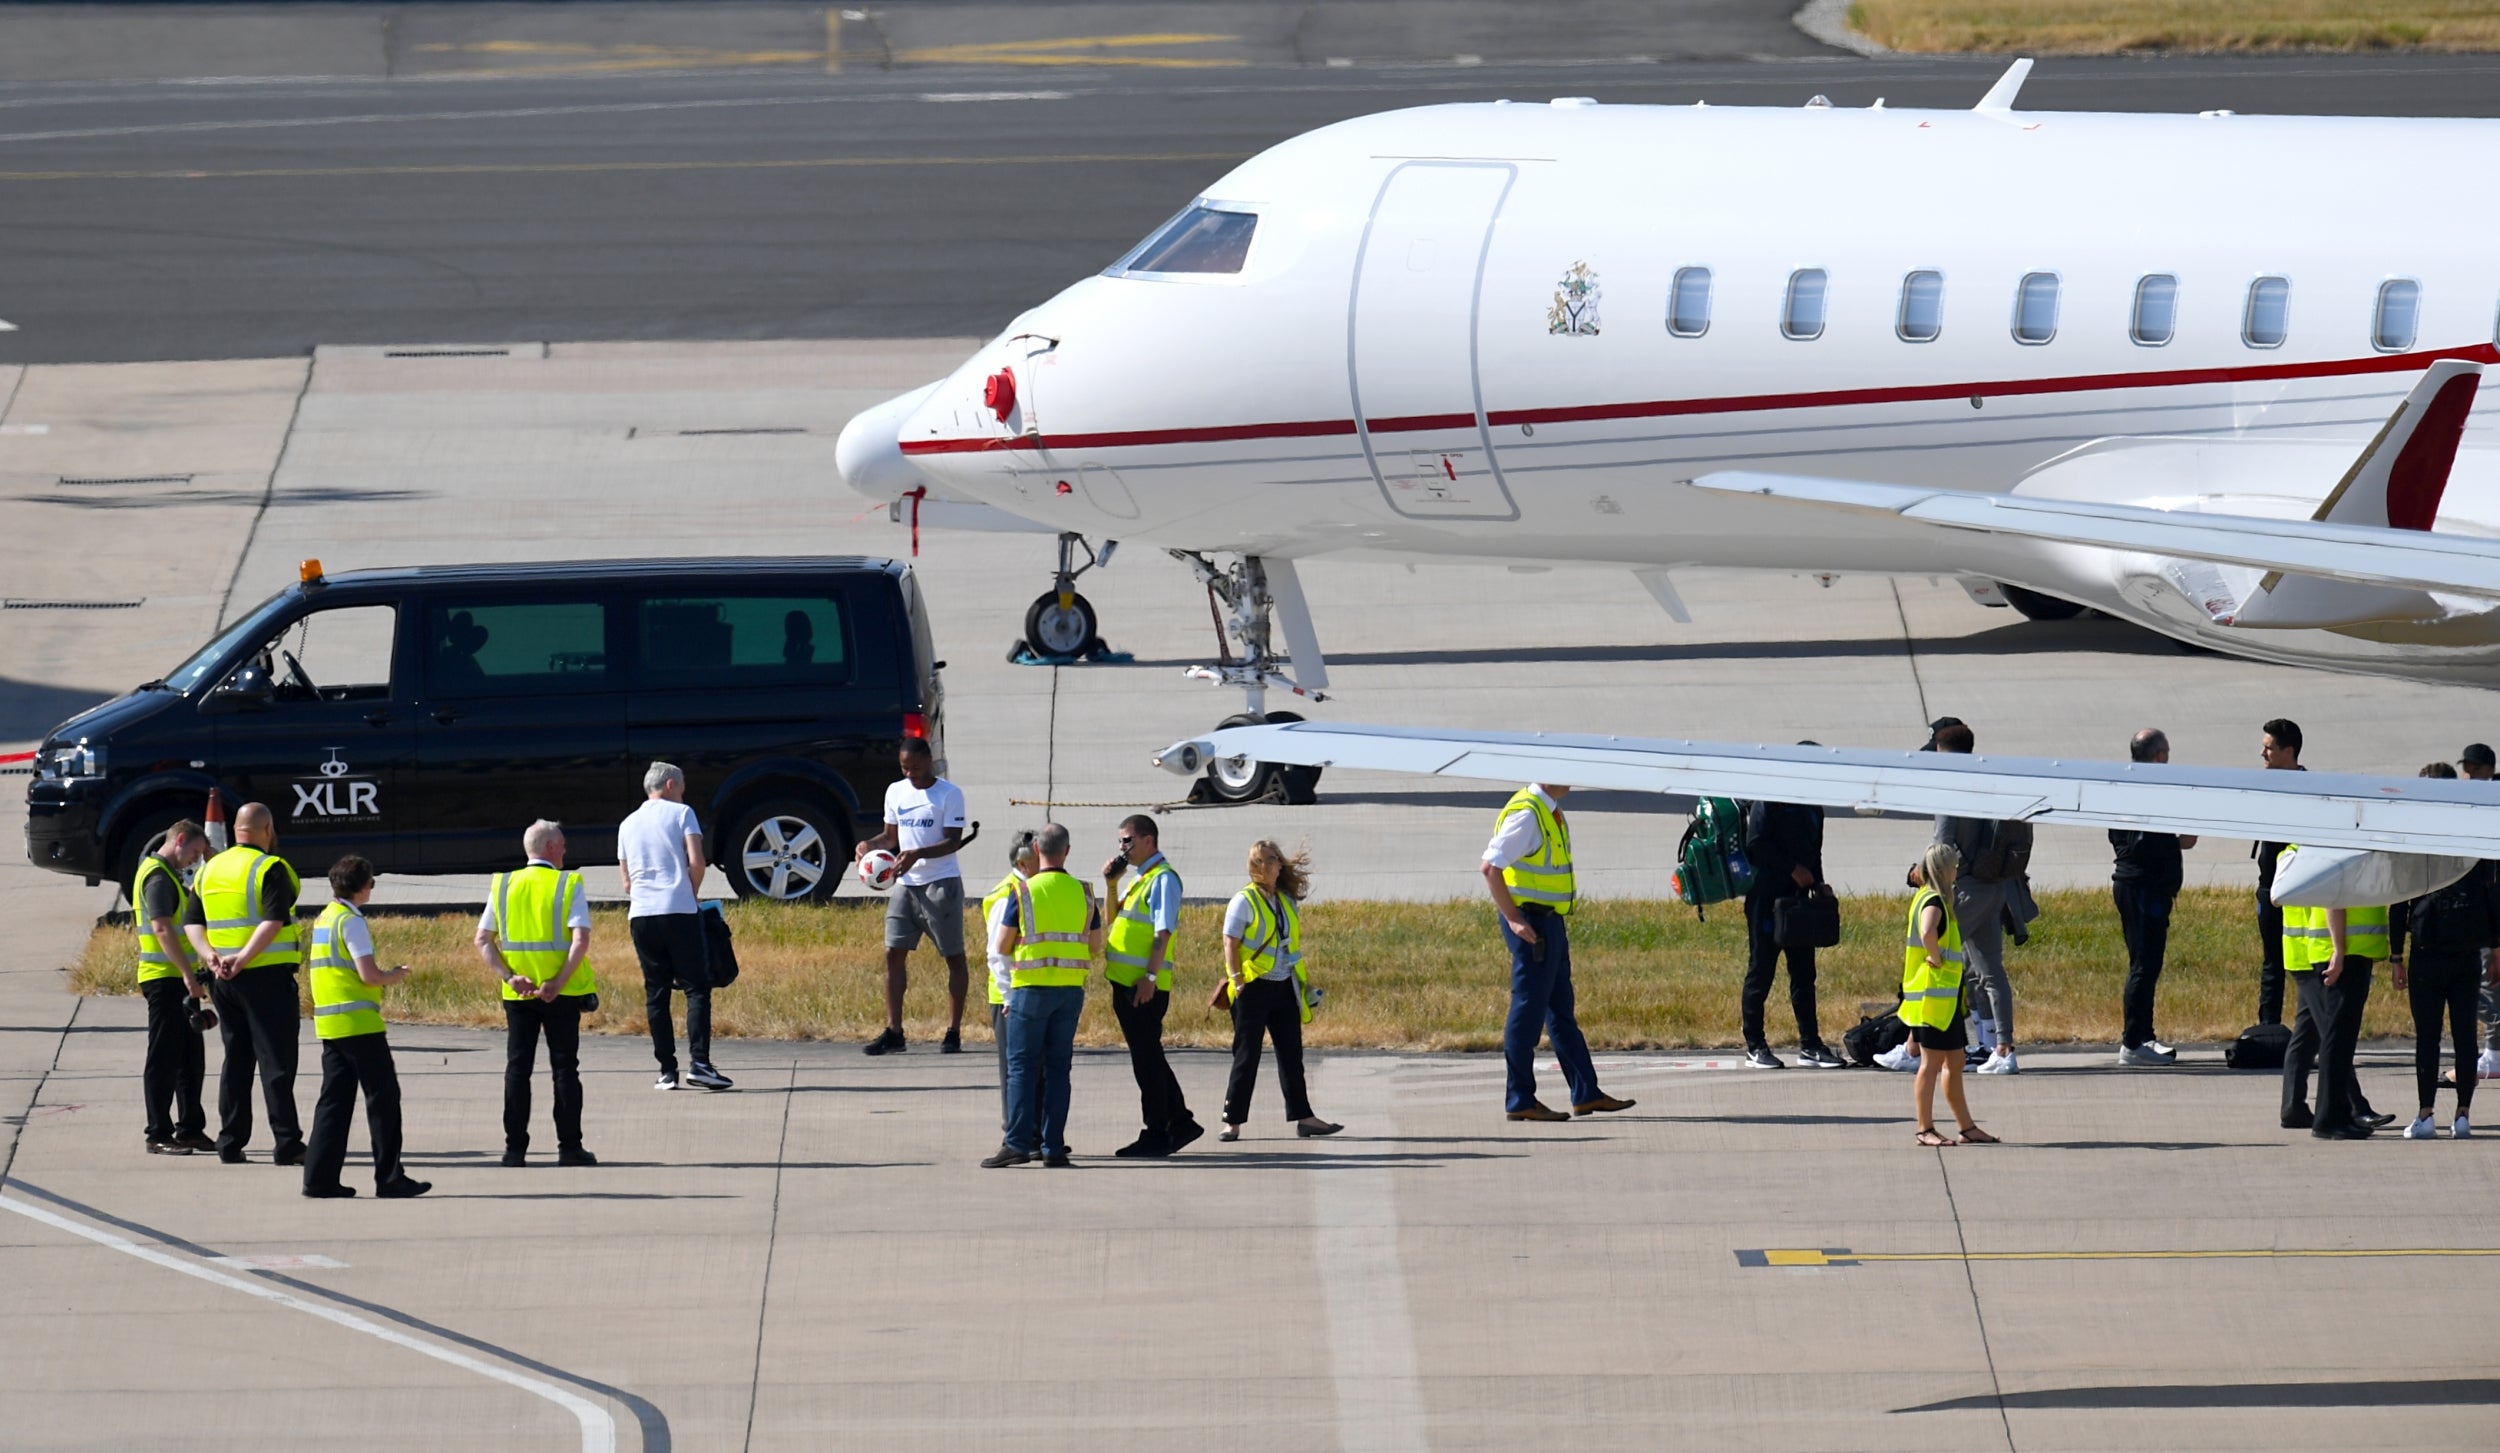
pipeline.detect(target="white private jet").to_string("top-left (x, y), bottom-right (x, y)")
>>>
top-left (839, 62), bottom-right (2500, 892)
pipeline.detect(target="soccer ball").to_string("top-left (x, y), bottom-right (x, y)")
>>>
top-left (857, 848), bottom-right (902, 892)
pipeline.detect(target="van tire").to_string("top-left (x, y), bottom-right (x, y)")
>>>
top-left (722, 794), bottom-right (849, 904)
top-left (109, 803), bottom-right (195, 902)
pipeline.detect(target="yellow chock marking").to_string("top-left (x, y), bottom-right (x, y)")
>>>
top-left (1739, 1246), bottom-right (2500, 1269)
top-left (1759, 1249), bottom-right (1836, 1268)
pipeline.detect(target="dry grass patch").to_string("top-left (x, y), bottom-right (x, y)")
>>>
top-left (1850, 0), bottom-right (2500, 52)
top-left (70, 887), bottom-right (2417, 1050)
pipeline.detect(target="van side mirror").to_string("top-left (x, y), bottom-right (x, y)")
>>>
top-left (205, 662), bottom-right (274, 713)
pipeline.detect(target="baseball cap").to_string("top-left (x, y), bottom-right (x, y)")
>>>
top-left (2462, 743), bottom-right (2495, 769)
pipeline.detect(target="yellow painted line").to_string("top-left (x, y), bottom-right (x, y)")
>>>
top-left (1740, 1246), bottom-right (2500, 1268)
top-left (0, 151), bottom-right (1249, 185)
top-left (406, 30), bottom-right (1242, 75)
top-left (826, 8), bottom-right (842, 76)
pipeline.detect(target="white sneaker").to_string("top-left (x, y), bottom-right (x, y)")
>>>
top-left (2405, 1115), bottom-right (2438, 1140)
top-left (2479, 1049), bottom-right (2500, 1078)
top-left (1977, 1050), bottom-right (2020, 1075)
top-left (1874, 1043), bottom-right (1920, 1072)
top-left (2456, 1115), bottom-right (2474, 1139)
top-left (654, 1070), bottom-right (681, 1091)
top-left (2144, 1039), bottom-right (2179, 1059)
top-left (2118, 1044), bottom-right (2176, 1068)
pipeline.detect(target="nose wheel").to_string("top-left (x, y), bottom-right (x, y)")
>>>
top-left (1012, 531), bottom-right (1117, 662)
top-left (1172, 551), bottom-right (1329, 806)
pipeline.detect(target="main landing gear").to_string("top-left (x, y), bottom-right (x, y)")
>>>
top-left (1017, 532), bottom-right (1119, 660)
top-left (1173, 551), bottom-right (1326, 805)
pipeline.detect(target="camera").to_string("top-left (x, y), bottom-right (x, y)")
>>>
top-left (184, 996), bottom-right (217, 1032)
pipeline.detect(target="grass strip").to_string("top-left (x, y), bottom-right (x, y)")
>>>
top-left (1849, 0), bottom-right (2500, 53)
top-left (70, 886), bottom-right (2415, 1051)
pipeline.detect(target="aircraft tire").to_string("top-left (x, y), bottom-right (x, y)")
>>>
top-left (1998, 583), bottom-right (2087, 621)
top-left (1201, 711), bottom-right (1321, 804)
top-left (1023, 591), bottom-right (1101, 658)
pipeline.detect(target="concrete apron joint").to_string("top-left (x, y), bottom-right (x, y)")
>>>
top-left (1934, 1150), bottom-right (2016, 1451)
top-left (741, 1058), bottom-right (801, 1453)
top-left (1313, 1061), bottom-right (1428, 1451)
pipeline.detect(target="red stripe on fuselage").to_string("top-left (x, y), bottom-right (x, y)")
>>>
top-left (894, 342), bottom-right (2500, 457)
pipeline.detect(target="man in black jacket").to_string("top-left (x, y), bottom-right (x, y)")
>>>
top-left (2112, 729), bottom-right (2195, 1067)
top-left (2390, 767), bottom-right (2500, 1139)
top-left (2250, 719), bottom-right (2305, 1025)
top-left (1741, 759), bottom-right (1839, 1069)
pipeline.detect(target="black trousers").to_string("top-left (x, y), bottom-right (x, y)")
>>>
top-left (2254, 890), bottom-right (2287, 1026)
top-left (2408, 949), bottom-right (2481, 1114)
top-left (210, 967), bottom-right (303, 1156)
top-left (2114, 882), bottom-right (2174, 1048)
top-left (1223, 977), bottom-right (1312, 1124)
top-left (304, 1032), bottom-right (403, 1192)
top-left (992, 1002), bottom-right (1012, 1137)
top-left (2283, 961), bottom-right (2375, 1128)
top-left (503, 996), bottom-right (588, 1152)
top-left (1109, 980), bottom-right (1192, 1134)
top-left (1740, 895), bottom-right (1821, 1050)
top-left (630, 913), bottom-right (712, 1073)
top-left (140, 978), bottom-right (206, 1141)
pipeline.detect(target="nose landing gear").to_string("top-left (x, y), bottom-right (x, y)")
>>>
top-left (1016, 532), bottom-right (1118, 662)
top-left (1174, 551), bottom-right (1327, 805)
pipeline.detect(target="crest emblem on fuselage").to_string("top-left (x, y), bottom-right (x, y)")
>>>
top-left (1547, 261), bottom-right (1601, 336)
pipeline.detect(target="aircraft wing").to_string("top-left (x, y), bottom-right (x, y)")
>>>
top-left (1153, 721), bottom-right (2500, 857)
top-left (1687, 470), bottom-right (2500, 601)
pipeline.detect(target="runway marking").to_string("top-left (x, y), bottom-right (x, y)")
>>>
top-left (0, 92), bottom-right (870, 145)
top-left (0, 1188), bottom-right (619, 1453)
top-left (406, 31), bottom-right (1242, 76)
top-left (1311, 1063), bottom-right (1429, 1452)
top-left (894, 34), bottom-right (1246, 69)
top-left (0, 150), bottom-right (1246, 184)
top-left (212, 1252), bottom-right (350, 1270)
top-left (1737, 1246), bottom-right (2500, 1269)
top-left (0, 317), bottom-right (16, 331)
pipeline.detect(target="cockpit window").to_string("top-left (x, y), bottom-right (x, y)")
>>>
top-left (1110, 206), bottom-right (1258, 276)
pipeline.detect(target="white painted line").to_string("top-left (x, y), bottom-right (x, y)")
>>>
top-left (212, 1252), bottom-right (349, 1270)
top-left (919, 91), bottom-right (1070, 103)
top-left (0, 317), bottom-right (17, 331)
top-left (0, 424), bottom-right (49, 434)
top-left (0, 1192), bottom-right (615, 1453)
top-left (1310, 1064), bottom-right (1429, 1453)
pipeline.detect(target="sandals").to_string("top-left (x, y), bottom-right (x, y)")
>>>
top-left (1957, 1126), bottom-right (2001, 1145)
top-left (1915, 1127), bottom-right (1951, 1147)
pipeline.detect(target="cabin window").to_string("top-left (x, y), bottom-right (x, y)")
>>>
top-left (2243, 276), bottom-right (2291, 348)
top-left (1109, 205), bottom-right (1258, 276)
top-left (2012, 273), bottom-right (2060, 344)
top-left (1667, 267), bottom-right (1712, 337)
top-left (2373, 279), bottom-right (2421, 353)
top-left (1782, 269), bottom-right (1828, 341)
top-left (2130, 275), bottom-right (2178, 346)
top-left (1896, 271), bottom-right (1944, 342)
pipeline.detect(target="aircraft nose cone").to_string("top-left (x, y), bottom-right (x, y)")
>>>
top-left (835, 382), bottom-right (940, 501)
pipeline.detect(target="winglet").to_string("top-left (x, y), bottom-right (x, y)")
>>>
top-left (1973, 59), bottom-right (2032, 113)
top-left (2304, 359), bottom-right (2482, 534)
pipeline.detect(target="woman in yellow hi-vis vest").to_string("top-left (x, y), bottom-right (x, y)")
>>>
top-left (1213, 840), bottom-right (1341, 1141)
top-left (1906, 842), bottom-right (1999, 1148)
top-left (301, 856), bottom-right (431, 1199)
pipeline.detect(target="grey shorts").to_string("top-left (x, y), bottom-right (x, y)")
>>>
top-left (886, 878), bottom-right (966, 956)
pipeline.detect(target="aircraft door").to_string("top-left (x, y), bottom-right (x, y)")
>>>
top-left (1349, 162), bottom-right (1520, 522)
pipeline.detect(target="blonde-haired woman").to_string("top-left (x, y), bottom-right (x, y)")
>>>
top-left (1212, 841), bottom-right (1342, 1141)
top-left (1907, 842), bottom-right (1998, 1147)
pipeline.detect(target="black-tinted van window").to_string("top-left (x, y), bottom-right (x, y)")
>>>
top-left (636, 594), bottom-right (849, 686)
top-left (427, 599), bottom-right (608, 696)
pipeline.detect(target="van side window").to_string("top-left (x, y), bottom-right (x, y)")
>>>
top-left (2373, 279), bottom-right (2420, 353)
top-left (2012, 273), bottom-right (2059, 344)
top-left (1897, 270), bottom-right (1943, 342)
top-left (427, 599), bottom-right (608, 696)
top-left (1667, 267), bottom-right (1712, 337)
top-left (636, 594), bottom-right (850, 686)
top-left (2243, 276), bottom-right (2290, 348)
top-left (258, 603), bottom-right (395, 704)
top-left (1782, 269), bottom-right (1827, 341)
top-left (2131, 275), bottom-right (2178, 346)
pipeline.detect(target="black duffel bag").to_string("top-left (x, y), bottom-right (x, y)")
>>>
top-left (700, 900), bottom-right (740, 988)
top-left (1772, 884), bottom-right (1841, 949)
top-left (2224, 1022), bottom-right (2290, 1070)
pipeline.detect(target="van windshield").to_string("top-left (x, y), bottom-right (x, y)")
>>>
top-left (162, 591), bottom-right (293, 692)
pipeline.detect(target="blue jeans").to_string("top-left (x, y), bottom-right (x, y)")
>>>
top-left (1500, 908), bottom-right (1600, 1112)
top-left (1004, 985), bottom-right (1082, 1155)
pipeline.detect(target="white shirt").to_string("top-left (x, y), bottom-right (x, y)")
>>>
top-left (1483, 787), bottom-right (1559, 868)
top-left (1223, 888), bottom-right (1299, 981)
top-left (884, 777), bottom-right (967, 886)
top-left (477, 861), bottom-right (596, 935)
top-left (619, 797), bottom-right (704, 917)
top-left (985, 878), bottom-right (1021, 1001)
top-left (337, 911), bottom-right (375, 963)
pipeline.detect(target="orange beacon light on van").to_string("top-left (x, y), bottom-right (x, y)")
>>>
top-left (300, 558), bottom-right (324, 585)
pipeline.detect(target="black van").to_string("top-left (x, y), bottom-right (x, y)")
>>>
top-left (23, 557), bottom-right (945, 902)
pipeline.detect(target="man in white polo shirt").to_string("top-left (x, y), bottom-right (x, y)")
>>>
top-left (855, 736), bottom-right (970, 1055)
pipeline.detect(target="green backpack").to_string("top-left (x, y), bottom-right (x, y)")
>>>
top-left (1673, 797), bottom-right (1756, 918)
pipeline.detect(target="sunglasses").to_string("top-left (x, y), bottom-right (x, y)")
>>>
top-left (1117, 836), bottom-right (1135, 848)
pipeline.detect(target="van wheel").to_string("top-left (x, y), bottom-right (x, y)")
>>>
top-left (725, 796), bottom-right (846, 903)
top-left (109, 804), bottom-right (194, 900)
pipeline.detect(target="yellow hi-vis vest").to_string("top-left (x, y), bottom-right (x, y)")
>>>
top-left (1900, 887), bottom-right (1965, 1031)
top-left (197, 845), bottom-right (302, 972)
top-left (1105, 857), bottom-right (1177, 990)
top-left (2269, 846), bottom-right (2390, 968)
top-left (2343, 904), bottom-right (2392, 960)
top-left (1011, 870), bottom-right (1093, 989)
top-left (980, 872), bottom-right (1022, 1007)
top-left (1232, 885), bottom-right (1311, 1024)
top-left (1496, 789), bottom-right (1575, 915)
top-left (307, 901), bottom-right (385, 1040)
top-left (489, 864), bottom-right (595, 1000)
top-left (133, 853), bottom-right (191, 985)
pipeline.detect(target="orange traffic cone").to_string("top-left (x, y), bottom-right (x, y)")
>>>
top-left (204, 786), bottom-right (229, 852)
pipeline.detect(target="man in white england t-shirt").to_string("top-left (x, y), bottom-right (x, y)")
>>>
top-left (855, 736), bottom-right (969, 1054)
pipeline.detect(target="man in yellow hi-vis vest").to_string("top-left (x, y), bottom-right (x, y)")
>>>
top-left (182, 802), bottom-right (307, 1165)
top-left (476, 820), bottom-right (598, 1168)
top-left (984, 824), bottom-right (1101, 1168)
top-left (1102, 814), bottom-right (1201, 1157)
top-left (301, 856), bottom-right (429, 1199)
top-left (134, 818), bottom-right (214, 1155)
top-left (980, 829), bottom-right (1042, 1140)
top-left (2278, 843), bottom-right (2391, 1140)
top-left (1481, 784), bottom-right (1634, 1123)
